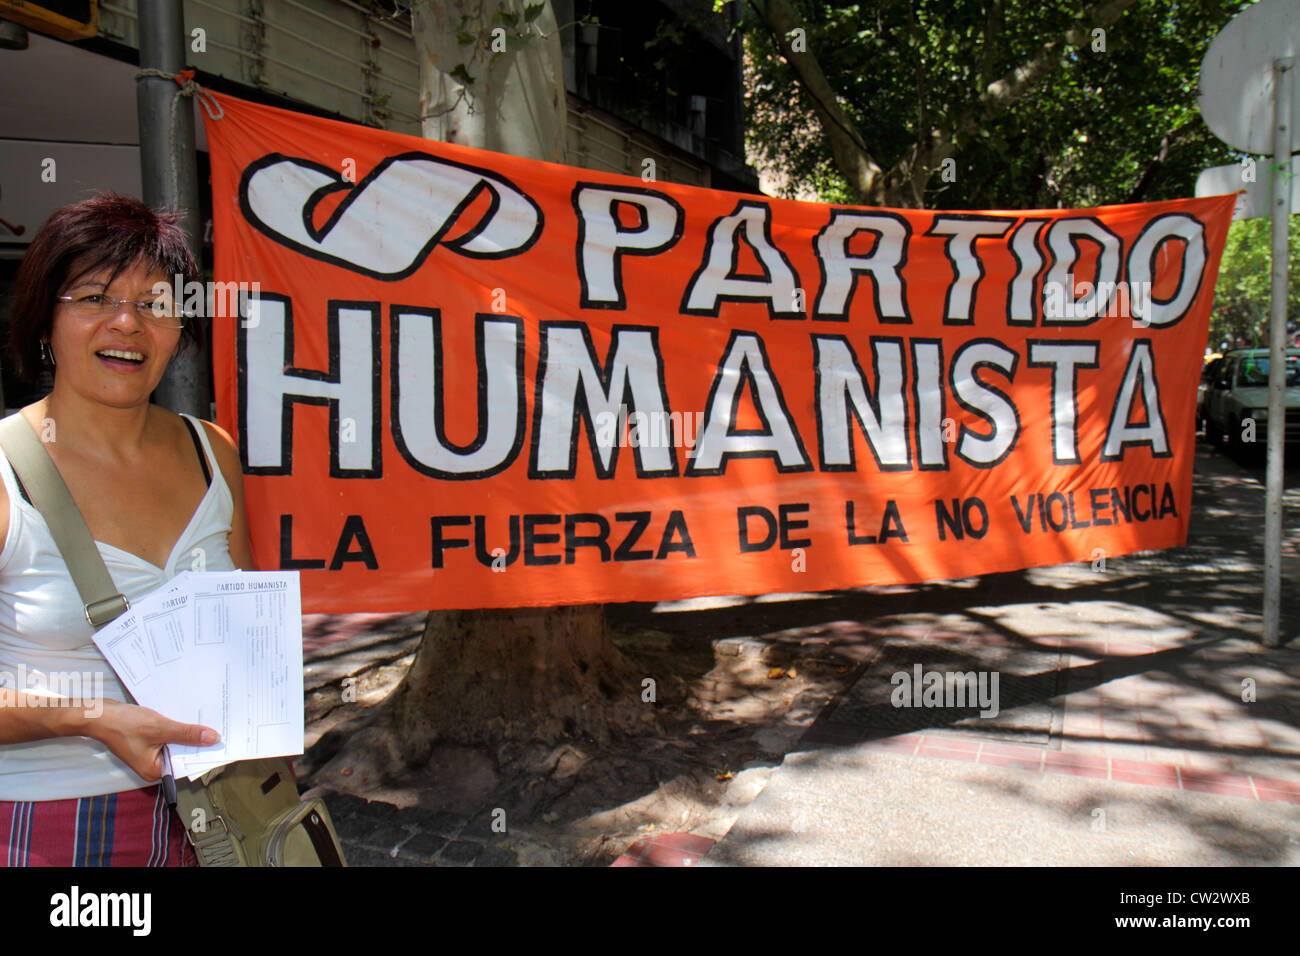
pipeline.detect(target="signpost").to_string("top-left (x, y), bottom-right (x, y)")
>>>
top-left (1198, 0), bottom-right (1298, 647)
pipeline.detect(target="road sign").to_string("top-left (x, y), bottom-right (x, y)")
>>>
top-left (1198, 0), bottom-right (1298, 646)
top-left (1195, 159), bottom-right (1300, 220)
top-left (1198, 0), bottom-right (1300, 154)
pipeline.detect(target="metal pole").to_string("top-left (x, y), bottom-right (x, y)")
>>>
top-left (1263, 56), bottom-right (1294, 647)
top-left (136, 0), bottom-right (210, 418)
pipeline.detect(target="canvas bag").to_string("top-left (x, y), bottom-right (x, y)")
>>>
top-left (0, 413), bottom-right (346, 867)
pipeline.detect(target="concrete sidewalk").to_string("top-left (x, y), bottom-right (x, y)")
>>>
top-left (301, 438), bottom-right (1298, 867)
top-left (697, 440), bottom-right (1299, 866)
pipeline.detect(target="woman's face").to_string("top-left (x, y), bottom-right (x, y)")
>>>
top-left (48, 259), bottom-right (182, 409)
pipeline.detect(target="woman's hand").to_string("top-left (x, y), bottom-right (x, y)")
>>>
top-left (88, 699), bottom-right (220, 782)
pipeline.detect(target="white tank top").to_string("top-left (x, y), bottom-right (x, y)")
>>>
top-left (0, 413), bottom-right (238, 800)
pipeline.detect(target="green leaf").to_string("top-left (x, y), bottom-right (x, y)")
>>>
top-left (450, 62), bottom-right (475, 86)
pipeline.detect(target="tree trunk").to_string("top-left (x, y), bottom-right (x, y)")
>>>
top-left (306, 2), bottom-right (644, 800)
top-left (389, 604), bottom-right (644, 764)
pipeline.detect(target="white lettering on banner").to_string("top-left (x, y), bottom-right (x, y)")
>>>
top-left (239, 295), bottom-right (380, 476)
top-left (240, 154), bottom-right (543, 279)
top-left (533, 326), bottom-right (677, 478)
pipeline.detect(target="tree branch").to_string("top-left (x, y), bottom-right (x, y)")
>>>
top-left (750, 0), bottom-right (885, 200)
top-left (1124, 118), bottom-right (1197, 203)
top-left (964, 0), bottom-right (1138, 134)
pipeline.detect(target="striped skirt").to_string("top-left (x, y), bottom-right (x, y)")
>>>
top-left (0, 786), bottom-right (197, 867)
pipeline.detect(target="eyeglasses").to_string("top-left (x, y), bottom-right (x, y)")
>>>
top-left (56, 293), bottom-right (193, 329)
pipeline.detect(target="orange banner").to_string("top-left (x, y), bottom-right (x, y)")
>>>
top-left (204, 93), bottom-right (1235, 614)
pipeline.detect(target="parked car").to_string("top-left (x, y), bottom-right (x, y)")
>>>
top-left (1197, 355), bottom-right (1224, 432)
top-left (1201, 348), bottom-right (1300, 451)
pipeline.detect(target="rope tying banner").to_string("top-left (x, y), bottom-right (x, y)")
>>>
top-left (134, 68), bottom-right (224, 211)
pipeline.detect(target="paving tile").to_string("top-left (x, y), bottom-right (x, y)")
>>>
top-left (332, 815), bottom-right (389, 843)
top-left (360, 825), bottom-right (413, 851)
top-left (1111, 770), bottom-right (1181, 790)
top-left (652, 832), bottom-right (715, 856)
top-left (398, 808), bottom-right (467, 836)
top-left (355, 799), bottom-right (402, 821)
top-left (397, 832), bottom-right (447, 862)
top-left (1248, 775), bottom-right (1300, 794)
top-left (1045, 751), bottom-right (1110, 769)
top-left (917, 744), bottom-right (980, 762)
top-left (322, 792), bottom-right (372, 819)
top-left (1044, 760), bottom-right (1110, 780)
top-left (438, 841), bottom-right (482, 866)
top-left (864, 734), bottom-right (921, 753)
top-left (637, 836), bottom-right (709, 867)
top-left (342, 844), bottom-right (422, 867)
top-left (980, 740), bottom-right (1043, 758)
top-left (978, 753), bottom-right (1044, 772)
top-left (474, 846), bottom-right (519, 867)
top-left (1253, 786), bottom-right (1300, 805)
top-left (1111, 758), bottom-right (1176, 776)
top-left (1179, 773), bottom-right (1257, 799)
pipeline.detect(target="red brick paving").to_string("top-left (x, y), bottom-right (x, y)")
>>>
top-left (861, 732), bottom-right (1298, 804)
top-left (612, 831), bottom-right (717, 867)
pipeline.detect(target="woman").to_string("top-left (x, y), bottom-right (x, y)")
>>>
top-left (0, 193), bottom-right (254, 866)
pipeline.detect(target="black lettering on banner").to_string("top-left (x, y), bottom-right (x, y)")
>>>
top-left (329, 515), bottom-right (378, 569)
top-left (1044, 492), bottom-right (1068, 532)
top-left (431, 515), bottom-right (472, 568)
top-left (1090, 488), bottom-right (1112, 525)
top-left (279, 514), bottom-right (326, 569)
top-left (1111, 487), bottom-right (1131, 523)
top-left (1160, 482), bottom-right (1178, 518)
top-left (846, 499), bottom-right (910, 545)
top-left (934, 497), bottom-right (988, 540)
top-left (1066, 492), bottom-right (1090, 528)
top-left (475, 514), bottom-right (521, 567)
top-left (656, 510), bottom-right (696, 559)
top-left (737, 506), bottom-right (777, 552)
top-left (1010, 494), bottom-right (1035, 533)
top-left (1132, 484), bottom-right (1151, 522)
top-left (565, 513), bottom-right (611, 563)
top-left (778, 503), bottom-right (812, 549)
top-left (523, 514), bottom-right (562, 565)
top-left (613, 512), bottom-right (654, 561)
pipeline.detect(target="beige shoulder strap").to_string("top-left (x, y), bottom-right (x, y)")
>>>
top-left (0, 414), bottom-right (130, 628)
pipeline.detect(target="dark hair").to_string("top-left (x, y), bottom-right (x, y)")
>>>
top-left (7, 193), bottom-right (203, 385)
